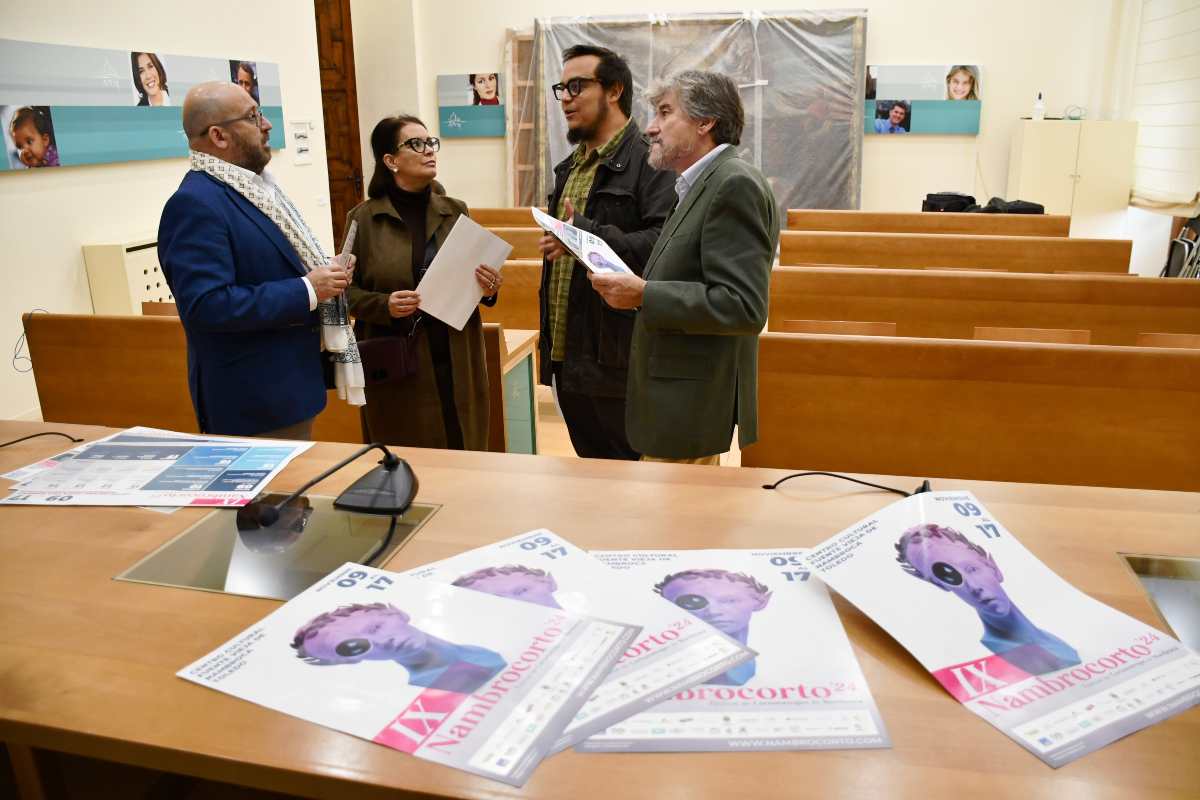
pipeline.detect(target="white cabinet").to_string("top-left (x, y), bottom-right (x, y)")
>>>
top-left (82, 237), bottom-right (172, 315)
top-left (1006, 120), bottom-right (1137, 237)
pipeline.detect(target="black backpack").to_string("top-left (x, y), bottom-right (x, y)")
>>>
top-left (972, 197), bottom-right (1046, 214)
top-left (922, 192), bottom-right (976, 212)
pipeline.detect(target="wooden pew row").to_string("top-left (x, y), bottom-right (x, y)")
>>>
top-left (787, 210), bottom-right (1070, 237)
top-left (743, 333), bottom-right (1200, 492)
top-left (780, 231), bottom-right (1131, 273)
top-left (145, 264), bottom-right (547, 348)
top-left (22, 314), bottom-right (518, 452)
top-left (471, 208), bottom-right (543, 226)
top-left (768, 267), bottom-right (1200, 346)
top-left (488, 226), bottom-right (542, 260)
top-left (481, 259), bottom-right (542, 331)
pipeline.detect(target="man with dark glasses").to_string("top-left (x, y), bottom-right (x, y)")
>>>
top-left (538, 45), bottom-right (675, 462)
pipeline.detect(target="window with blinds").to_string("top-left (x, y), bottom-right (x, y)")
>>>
top-left (1131, 0), bottom-right (1200, 215)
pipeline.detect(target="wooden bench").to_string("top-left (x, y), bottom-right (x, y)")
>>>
top-left (1137, 332), bottom-right (1200, 349)
top-left (21, 314), bottom-right (529, 451)
top-left (973, 326), bottom-right (1090, 345)
top-left (767, 267), bottom-right (1200, 346)
top-left (787, 210), bottom-right (1070, 237)
top-left (742, 332), bottom-right (1200, 492)
top-left (779, 320), bottom-right (896, 336)
top-left (779, 231), bottom-right (1131, 273)
top-left (471, 208), bottom-right (543, 226)
top-left (488, 226), bottom-right (542, 260)
top-left (481, 259), bottom-right (542, 331)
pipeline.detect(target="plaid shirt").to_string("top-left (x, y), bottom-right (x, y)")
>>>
top-left (548, 119), bottom-right (632, 362)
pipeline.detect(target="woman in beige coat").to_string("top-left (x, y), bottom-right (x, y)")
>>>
top-left (345, 114), bottom-right (503, 450)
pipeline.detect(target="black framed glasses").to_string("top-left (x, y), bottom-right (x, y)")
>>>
top-left (401, 137), bottom-right (441, 154)
top-left (552, 77), bottom-right (602, 101)
top-left (204, 107), bottom-right (265, 134)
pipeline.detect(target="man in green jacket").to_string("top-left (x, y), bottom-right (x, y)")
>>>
top-left (589, 70), bottom-right (779, 464)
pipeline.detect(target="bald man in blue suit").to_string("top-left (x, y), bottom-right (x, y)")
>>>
top-left (159, 82), bottom-right (350, 438)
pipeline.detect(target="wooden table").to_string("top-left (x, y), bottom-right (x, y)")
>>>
top-left (1, 421), bottom-right (1197, 799)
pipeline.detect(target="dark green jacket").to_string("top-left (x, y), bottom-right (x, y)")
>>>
top-left (626, 148), bottom-right (779, 458)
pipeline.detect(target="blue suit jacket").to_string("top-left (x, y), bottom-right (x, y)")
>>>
top-left (158, 170), bottom-right (326, 435)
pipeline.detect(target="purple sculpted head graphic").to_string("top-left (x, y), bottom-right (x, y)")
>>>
top-left (451, 564), bottom-right (562, 609)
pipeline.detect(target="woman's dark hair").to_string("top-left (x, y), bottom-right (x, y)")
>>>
top-left (131, 52), bottom-right (169, 106)
top-left (469, 73), bottom-right (498, 105)
top-left (561, 45), bottom-right (633, 117)
top-left (367, 114), bottom-right (426, 198)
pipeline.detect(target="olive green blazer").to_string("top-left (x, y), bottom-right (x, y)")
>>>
top-left (625, 148), bottom-right (779, 459)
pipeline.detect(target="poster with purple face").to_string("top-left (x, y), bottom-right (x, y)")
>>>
top-left (403, 530), bottom-right (755, 751)
top-left (803, 491), bottom-right (1200, 768)
top-left (178, 563), bottom-right (639, 786)
top-left (578, 549), bottom-right (889, 752)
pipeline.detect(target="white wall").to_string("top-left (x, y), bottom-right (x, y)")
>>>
top-left (350, 0), bottom-right (421, 186)
top-left (384, 0), bottom-right (1119, 211)
top-left (0, 0), bottom-right (334, 420)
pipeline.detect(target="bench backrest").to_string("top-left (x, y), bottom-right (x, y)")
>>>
top-left (743, 332), bottom-right (1200, 492)
top-left (471, 208), bottom-right (542, 226)
top-left (488, 226), bottom-right (542, 260)
top-left (787, 210), bottom-right (1070, 237)
top-left (779, 231), bottom-right (1131, 273)
top-left (22, 313), bottom-right (364, 443)
top-left (480, 259), bottom-right (542, 331)
top-left (768, 267), bottom-right (1200, 346)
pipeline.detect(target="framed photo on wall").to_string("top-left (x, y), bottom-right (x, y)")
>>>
top-left (437, 72), bottom-right (504, 138)
top-left (865, 64), bottom-right (981, 135)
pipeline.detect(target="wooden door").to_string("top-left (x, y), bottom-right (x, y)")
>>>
top-left (314, 0), bottom-right (363, 246)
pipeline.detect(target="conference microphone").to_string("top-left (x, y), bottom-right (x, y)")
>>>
top-left (243, 443), bottom-right (418, 528)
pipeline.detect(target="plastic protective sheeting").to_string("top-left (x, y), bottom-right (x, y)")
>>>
top-left (526, 11), bottom-right (867, 215)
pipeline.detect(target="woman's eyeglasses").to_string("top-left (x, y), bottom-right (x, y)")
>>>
top-left (401, 137), bottom-right (441, 154)
top-left (551, 77), bottom-right (601, 101)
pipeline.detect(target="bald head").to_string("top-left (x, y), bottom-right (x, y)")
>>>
top-left (183, 81), bottom-right (250, 140)
top-left (183, 81), bottom-right (273, 173)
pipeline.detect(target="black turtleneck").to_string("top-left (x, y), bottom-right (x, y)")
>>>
top-left (386, 182), bottom-right (431, 272)
top-left (383, 180), bottom-right (465, 450)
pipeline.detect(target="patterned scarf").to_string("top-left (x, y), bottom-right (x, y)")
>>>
top-left (189, 150), bottom-right (365, 406)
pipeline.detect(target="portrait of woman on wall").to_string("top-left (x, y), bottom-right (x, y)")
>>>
top-left (131, 52), bottom-right (170, 106)
top-left (945, 65), bottom-right (980, 100)
top-left (470, 73), bottom-right (500, 105)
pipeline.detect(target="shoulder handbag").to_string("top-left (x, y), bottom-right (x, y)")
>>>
top-left (357, 320), bottom-right (421, 386)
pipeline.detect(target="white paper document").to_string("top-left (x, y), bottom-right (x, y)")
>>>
top-left (530, 207), bottom-right (632, 274)
top-left (803, 490), bottom-right (1200, 768)
top-left (179, 562), bottom-right (640, 786)
top-left (403, 529), bottom-right (755, 750)
top-left (416, 215), bottom-right (512, 330)
top-left (580, 548), bottom-right (890, 752)
top-left (1, 427), bottom-right (312, 507)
